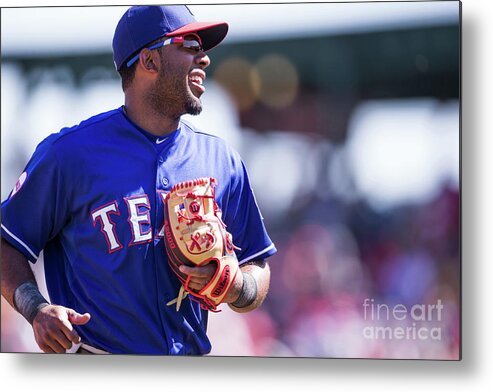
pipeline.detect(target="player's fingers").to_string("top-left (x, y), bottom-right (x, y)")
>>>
top-left (60, 313), bottom-right (83, 344)
top-left (54, 333), bottom-right (75, 350)
top-left (45, 322), bottom-right (76, 351)
top-left (45, 337), bottom-right (67, 353)
top-left (39, 344), bottom-right (56, 354)
top-left (179, 265), bottom-right (200, 276)
top-left (180, 264), bottom-right (215, 278)
top-left (188, 272), bottom-right (208, 281)
top-left (187, 281), bottom-right (203, 291)
top-left (67, 310), bottom-right (91, 325)
top-left (187, 274), bottom-right (210, 290)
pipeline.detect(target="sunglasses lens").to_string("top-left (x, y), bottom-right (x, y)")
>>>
top-left (183, 38), bottom-right (202, 52)
top-left (183, 35), bottom-right (203, 51)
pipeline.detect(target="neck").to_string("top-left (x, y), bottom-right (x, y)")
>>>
top-left (124, 95), bottom-right (180, 137)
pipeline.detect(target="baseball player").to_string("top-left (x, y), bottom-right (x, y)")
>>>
top-left (1, 5), bottom-right (276, 355)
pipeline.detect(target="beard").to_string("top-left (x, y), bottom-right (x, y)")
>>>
top-left (185, 97), bottom-right (202, 116)
top-left (146, 58), bottom-right (203, 118)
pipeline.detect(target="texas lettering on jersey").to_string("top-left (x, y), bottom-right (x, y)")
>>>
top-left (91, 192), bottom-right (168, 253)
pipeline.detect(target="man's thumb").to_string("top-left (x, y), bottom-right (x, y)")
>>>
top-left (68, 310), bottom-right (91, 325)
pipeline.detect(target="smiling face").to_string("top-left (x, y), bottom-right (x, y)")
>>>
top-left (146, 35), bottom-right (210, 119)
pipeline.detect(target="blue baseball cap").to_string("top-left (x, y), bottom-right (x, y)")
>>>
top-left (113, 5), bottom-right (228, 70)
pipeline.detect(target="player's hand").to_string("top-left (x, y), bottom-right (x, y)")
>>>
top-left (32, 304), bottom-right (91, 353)
top-left (179, 264), bottom-right (244, 303)
top-left (179, 264), bottom-right (215, 292)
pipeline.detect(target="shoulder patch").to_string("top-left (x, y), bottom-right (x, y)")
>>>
top-left (10, 171), bottom-right (27, 198)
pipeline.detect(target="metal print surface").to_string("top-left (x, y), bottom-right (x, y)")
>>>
top-left (1, 1), bottom-right (460, 360)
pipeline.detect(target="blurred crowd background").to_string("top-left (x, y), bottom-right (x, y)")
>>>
top-left (1, 2), bottom-right (460, 359)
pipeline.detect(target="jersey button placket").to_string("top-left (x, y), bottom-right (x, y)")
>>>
top-left (157, 155), bottom-right (169, 189)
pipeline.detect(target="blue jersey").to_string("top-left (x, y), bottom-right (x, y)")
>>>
top-left (1, 107), bottom-right (276, 354)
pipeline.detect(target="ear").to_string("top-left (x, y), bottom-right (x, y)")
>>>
top-left (138, 48), bottom-right (158, 73)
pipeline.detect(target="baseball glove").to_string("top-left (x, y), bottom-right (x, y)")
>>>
top-left (163, 177), bottom-right (240, 312)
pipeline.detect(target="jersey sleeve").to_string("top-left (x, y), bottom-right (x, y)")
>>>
top-left (222, 150), bottom-right (277, 264)
top-left (1, 136), bottom-right (70, 263)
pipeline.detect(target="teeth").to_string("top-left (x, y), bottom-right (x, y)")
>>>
top-left (189, 74), bottom-right (204, 85)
